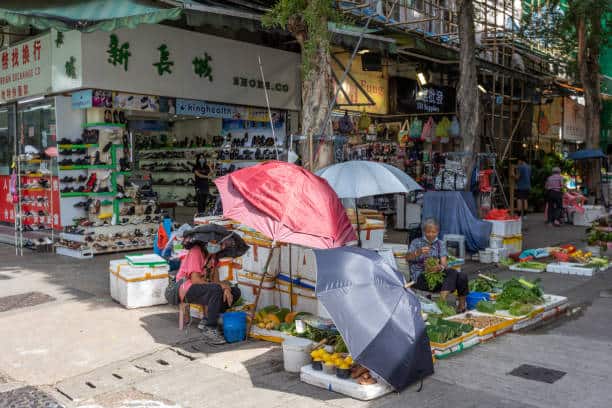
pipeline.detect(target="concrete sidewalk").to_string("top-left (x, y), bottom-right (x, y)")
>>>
top-left (0, 216), bottom-right (610, 407)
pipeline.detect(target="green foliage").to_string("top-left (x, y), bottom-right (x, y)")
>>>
top-left (262, 0), bottom-right (344, 78)
top-left (520, 0), bottom-right (611, 77)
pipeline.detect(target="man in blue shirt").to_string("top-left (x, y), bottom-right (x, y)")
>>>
top-left (515, 158), bottom-right (531, 218)
top-left (407, 218), bottom-right (468, 312)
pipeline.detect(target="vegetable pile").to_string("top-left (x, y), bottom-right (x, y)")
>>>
top-left (494, 278), bottom-right (543, 316)
top-left (434, 300), bottom-right (456, 317)
top-left (426, 316), bottom-right (473, 343)
top-left (516, 261), bottom-right (547, 271)
top-left (469, 274), bottom-right (501, 293)
top-left (424, 257), bottom-right (444, 290)
top-left (475, 300), bottom-right (497, 314)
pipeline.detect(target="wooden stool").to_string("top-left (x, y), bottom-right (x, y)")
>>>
top-left (178, 302), bottom-right (190, 330)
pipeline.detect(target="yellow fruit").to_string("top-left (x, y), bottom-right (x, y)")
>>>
top-left (257, 323), bottom-right (265, 329)
top-left (339, 364), bottom-right (350, 370)
top-left (266, 314), bottom-right (281, 325)
top-left (344, 356), bottom-right (353, 364)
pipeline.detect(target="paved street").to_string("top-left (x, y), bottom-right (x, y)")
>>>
top-left (1, 216), bottom-right (611, 407)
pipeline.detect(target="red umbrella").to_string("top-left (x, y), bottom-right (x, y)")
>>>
top-left (215, 161), bottom-right (355, 249)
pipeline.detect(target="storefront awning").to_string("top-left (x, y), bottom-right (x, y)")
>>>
top-left (0, 0), bottom-right (182, 32)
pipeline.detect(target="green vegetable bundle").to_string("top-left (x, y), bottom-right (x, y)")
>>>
top-left (435, 300), bottom-right (456, 317)
top-left (476, 300), bottom-right (497, 314)
top-left (424, 257), bottom-right (444, 290)
top-left (495, 278), bottom-right (543, 315)
top-left (469, 274), bottom-right (500, 293)
top-left (427, 317), bottom-right (473, 343)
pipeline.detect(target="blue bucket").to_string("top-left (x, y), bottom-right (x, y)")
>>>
top-left (467, 292), bottom-right (490, 310)
top-left (222, 311), bottom-right (247, 343)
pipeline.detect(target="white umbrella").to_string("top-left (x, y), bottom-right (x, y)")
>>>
top-left (316, 161), bottom-right (422, 246)
top-left (316, 160), bottom-right (422, 198)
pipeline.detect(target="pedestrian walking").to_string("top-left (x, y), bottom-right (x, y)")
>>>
top-left (545, 166), bottom-right (564, 226)
top-left (515, 158), bottom-right (531, 218)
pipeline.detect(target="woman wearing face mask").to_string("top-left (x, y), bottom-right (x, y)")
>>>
top-left (193, 154), bottom-right (211, 216)
top-left (176, 237), bottom-right (241, 345)
top-left (406, 218), bottom-right (468, 312)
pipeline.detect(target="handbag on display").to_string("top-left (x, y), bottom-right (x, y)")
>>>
top-left (450, 116), bottom-right (460, 138)
top-left (338, 111), bottom-right (354, 134)
top-left (397, 120), bottom-right (410, 144)
top-left (436, 116), bottom-right (451, 142)
top-left (421, 117), bottom-right (435, 142)
top-left (409, 118), bottom-right (423, 140)
top-left (357, 110), bottom-right (371, 131)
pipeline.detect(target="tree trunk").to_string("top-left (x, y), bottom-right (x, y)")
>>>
top-left (299, 45), bottom-right (334, 171)
top-left (457, 0), bottom-right (480, 180)
top-left (577, 15), bottom-right (602, 199)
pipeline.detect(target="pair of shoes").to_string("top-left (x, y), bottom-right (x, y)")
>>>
top-left (200, 325), bottom-right (226, 345)
top-left (197, 319), bottom-right (209, 330)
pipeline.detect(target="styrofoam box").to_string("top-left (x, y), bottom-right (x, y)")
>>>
top-left (502, 235), bottom-right (523, 254)
top-left (486, 247), bottom-right (508, 262)
top-left (489, 236), bottom-right (503, 249)
top-left (276, 278), bottom-right (331, 319)
top-left (573, 205), bottom-right (606, 226)
top-left (108, 261), bottom-right (169, 309)
top-left (218, 258), bottom-right (242, 282)
top-left (300, 365), bottom-right (392, 401)
top-left (241, 238), bottom-right (281, 276)
top-left (546, 262), bottom-right (597, 276)
top-left (542, 294), bottom-right (568, 311)
top-left (486, 219), bottom-right (522, 237)
top-left (296, 247), bottom-right (318, 282)
top-left (237, 278), bottom-right (277, 310)
top-left (280, 244), bottom-right (301, 275)
top-left (354, 221), bottom-right (385, 250)
top-left (509, 264), bottom-right (544, 273)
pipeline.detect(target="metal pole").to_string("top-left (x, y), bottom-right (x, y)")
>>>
top-left (258, 56), bottom-right (279, 160)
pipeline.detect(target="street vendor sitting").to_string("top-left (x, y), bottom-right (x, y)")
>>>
top-left (176, 241), bottom-right (241, 345)
top-left (406, 218), bottom-right (468, 312)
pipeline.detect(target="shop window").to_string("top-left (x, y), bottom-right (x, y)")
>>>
top-left (0, 104), bottom-right (16, 175)
top-left (17, 98), bottom-right (55, 156)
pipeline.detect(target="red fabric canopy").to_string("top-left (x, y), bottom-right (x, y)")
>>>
top-left (215, 161), bottom-right (355, 249)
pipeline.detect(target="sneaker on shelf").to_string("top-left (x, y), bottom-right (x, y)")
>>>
top-left (200, 325), bottom-right (226, 345)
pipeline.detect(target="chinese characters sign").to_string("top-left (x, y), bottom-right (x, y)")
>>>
top-left (0, 34), bottom-right (51, 102)
top-left (416, 88), bottom-right (446, 113)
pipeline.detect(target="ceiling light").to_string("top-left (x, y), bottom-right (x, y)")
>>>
top-left (18, 96), bottom-right (45, 104)
top-left (478, 85), bottom-right (487, 93)
top-left (522, 143), bottom-right (527, 148)
top-left (535, 144), bottom-right (539, 149)
top-left (357, 49), bottom-right (370, 55)
top-left (417, 72), bottom-right (427, 86)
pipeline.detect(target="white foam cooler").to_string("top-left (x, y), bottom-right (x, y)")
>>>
top-left (236, 270), bottom-right (277, 309)
top-left (276, 275), bottom-right (331, 319)
top-left (108, 256), bottom-right (169, 309)
top-left (241, 236), bottom-right (281, 276)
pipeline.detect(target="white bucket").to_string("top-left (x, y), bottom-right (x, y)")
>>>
top-left (479, 250), bottom-right (493, 264)
top-left (282, 337), bottom-right (313, 373)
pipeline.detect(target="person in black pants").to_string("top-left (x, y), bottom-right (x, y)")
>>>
top-left (193, 154), bottom-right (211, 216)
top-left (406, 218), bottom-right (469, 312)
top-left (545, 167), bottom-right (564, 226)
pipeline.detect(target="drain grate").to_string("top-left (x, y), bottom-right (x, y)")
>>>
top-left (0, 292), bottom-right (56, 313)
top-left (0, 386), bottom-right (64, 408)
top-left (508, 364), bottom-right (566, 384)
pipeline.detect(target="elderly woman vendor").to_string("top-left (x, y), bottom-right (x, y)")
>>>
top-left (406, 218), bottom-right (468, 312)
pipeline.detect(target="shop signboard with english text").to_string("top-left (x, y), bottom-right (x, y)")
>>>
top-left (80, 24), bottom-right (301, 111)
top-left (0, 34), bottom-right (52, 102)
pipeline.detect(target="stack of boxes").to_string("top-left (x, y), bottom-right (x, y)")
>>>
top-left (483, 218), bottom-right (523, 262)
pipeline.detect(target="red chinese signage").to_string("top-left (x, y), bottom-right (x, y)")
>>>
top-left (0, 34), bottom-right (51, 102)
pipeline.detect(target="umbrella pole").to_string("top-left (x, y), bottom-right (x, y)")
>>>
top-left (246, 245), bottom-right (277, 337)
top-left (355, 203), bottom-right (362, 247)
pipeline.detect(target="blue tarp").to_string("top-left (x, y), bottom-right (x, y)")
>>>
top-left (567, 149), bottom-right (606, 160)
top-left (422, 191), bottom-right (492, 253)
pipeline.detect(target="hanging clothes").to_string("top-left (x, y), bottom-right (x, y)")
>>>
top-left (421, 117), bottom-right (435, 142)
top-left (437, 116), bottom-right (451, 143)
top-left (357, 110), bottom-right (371, 130)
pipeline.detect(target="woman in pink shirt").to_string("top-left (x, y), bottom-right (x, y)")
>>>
top-left (176, 244), bottom-right (241, 345)
top-left (545, 167), bottom-right (564, 226)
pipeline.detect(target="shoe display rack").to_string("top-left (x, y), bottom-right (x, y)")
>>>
top-left (13, 155), bottom-right (58, 255)
top-left (137, 138), bottom-right (284, 207)
top-left (55, 122), bottom-right (162, 258)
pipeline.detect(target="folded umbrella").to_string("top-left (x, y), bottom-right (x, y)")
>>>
top-left (314, 246), bottom-right (434, 391)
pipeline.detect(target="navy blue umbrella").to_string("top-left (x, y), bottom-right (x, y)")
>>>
top-left (314, 246), bottom-right (434, 391)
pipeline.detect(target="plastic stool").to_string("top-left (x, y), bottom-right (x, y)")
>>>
top-left (443, 234), bottom-right (466, 259)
